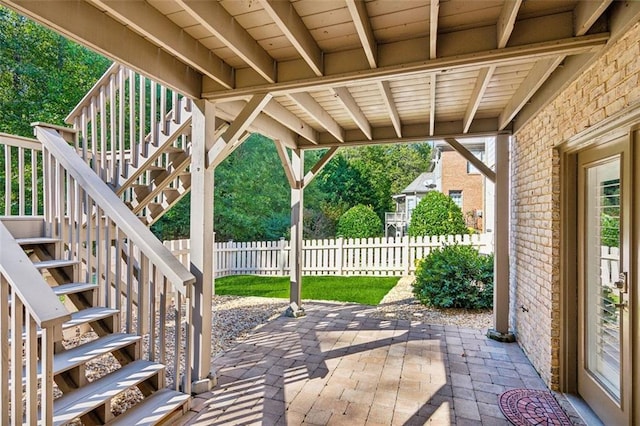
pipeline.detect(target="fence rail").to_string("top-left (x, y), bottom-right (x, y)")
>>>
top-left (166, 233), bottom-right (494, 277)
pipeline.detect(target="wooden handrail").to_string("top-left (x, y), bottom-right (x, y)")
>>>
top-left (0, 221), bottom-right (70, 328)
top-left (0, 132), bottom-right (41, 151)
top-left (64, 62), bottom-right (120, 124)
top-left (34, 125), bottom-right (196, 295)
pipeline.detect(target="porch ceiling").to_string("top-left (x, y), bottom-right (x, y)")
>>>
top-left (2, 0), bottom-right (639, 149)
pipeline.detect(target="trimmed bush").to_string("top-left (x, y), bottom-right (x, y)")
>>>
top-left (408, 191), bottom-right (468, 236)
top-left (336, 204), bottom-right (382, 238)
top-left (413, 245), bottom-right (493, 309)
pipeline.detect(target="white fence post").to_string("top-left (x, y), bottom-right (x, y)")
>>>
top-left (336, 237), bottom-right (344, 275)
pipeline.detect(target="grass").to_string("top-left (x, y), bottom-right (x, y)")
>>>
top-left (215, 275), bottom-right (399, 305)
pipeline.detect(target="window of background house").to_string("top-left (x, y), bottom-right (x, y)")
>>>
top-left (467, 151), bottom-right (483, 174)
top-left (449, 190), bottom-right (463, 208)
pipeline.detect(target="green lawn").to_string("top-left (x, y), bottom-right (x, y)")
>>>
top-left (215, 275), bottom-right (399, 305)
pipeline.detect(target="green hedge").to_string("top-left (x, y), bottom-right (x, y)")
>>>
top-left (336, 204), bottom-right (382, 238)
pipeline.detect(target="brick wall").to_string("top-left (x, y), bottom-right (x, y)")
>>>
top-left (512, 22), bottom-right (640, 389)
top-left (440, 151), bottom-right (485, 230)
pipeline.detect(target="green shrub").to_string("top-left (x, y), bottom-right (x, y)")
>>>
top-left (408, 191), bottom-right (468, 236)
top-left (601, 213), bottom-right (619, 247)
top-left (336, 204), bottom-right (382, 238)
top-left (413, 245), bottom-right (493, 309)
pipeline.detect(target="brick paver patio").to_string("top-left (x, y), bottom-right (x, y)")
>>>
top-left (178, 302), bottom-right (570, 425)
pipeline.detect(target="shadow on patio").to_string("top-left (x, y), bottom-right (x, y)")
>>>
top-left (179, 302), bottom-right (545, 425)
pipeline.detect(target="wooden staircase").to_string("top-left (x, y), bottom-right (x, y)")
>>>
top-left (4, 216), bottom-right (190, 425)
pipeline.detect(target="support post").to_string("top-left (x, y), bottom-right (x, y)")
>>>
top-left (487, 132), bottom-right (515, 342)
top-left (286, 148), bottom-right (306, 317)
top-left (189, 100), bottom-right (216, 393)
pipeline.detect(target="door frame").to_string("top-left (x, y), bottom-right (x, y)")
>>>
top-left (557, 105), bottom-right (640, 423)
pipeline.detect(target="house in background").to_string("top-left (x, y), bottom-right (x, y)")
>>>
top-left (386, 137), bottom-right (495, 236)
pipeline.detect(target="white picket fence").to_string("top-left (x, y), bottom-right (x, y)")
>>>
top-left (165, 234), bottom-right (493, 278)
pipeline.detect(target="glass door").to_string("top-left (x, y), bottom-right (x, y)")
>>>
top-left (577, 138), bottom-right (632, 425)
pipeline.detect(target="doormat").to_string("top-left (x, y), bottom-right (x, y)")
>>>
top-left (498, 389), bottom-right (573, 426)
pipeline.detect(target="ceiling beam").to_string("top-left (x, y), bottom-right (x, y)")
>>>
top-left (430, 0), bottom-right (439, 59)
top-left (496, 0), bottom-right (522, 48)
top-left (499, 56), bottom-right (565, 130)
top-left (345, 0), bottom-right (377, 68)
top-left (177, 0), bottom-right (276, 83)
top-left (288, 92), bottom-right (345, 143)
top-left (332, 87), bottom-right (372, 140)
top-left (574, 0), bottom-right (612, 36)
top-left (429, 74), bottom-right (436, 136)
top-left (377, 81), bottom-right (402, 138)
top-left (262, 100), bottom-right (319, 145)
top-left (444, 138), bottom-right (495, 182)
top-left (2, 0), bottom-right (201, 98)
top-left (202, 33), bottom-right (608, 100)
top-left (89, 0), bottom-right (233, 89)
top-left (300, 118), bottom-right (501, 149)
top-left (259, 0), bottom-right (323, 76)
top-left (463, 66), bottom-right (495, 134)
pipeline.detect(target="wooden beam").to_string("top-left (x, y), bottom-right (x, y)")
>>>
top-left (303, 147), bottom-right (339, 187)
top-left (496, 0), bottom-right (522, 48)
top-left (332, 87), bottom-right (372, 140)
top-left (463, 66), bottom-right (495, 133)
top-left (215, 101), bottom-right (297, 149)
top-left (3, 0), bottom-right (202, 98)
top-left (288, 92), bottom-right (345, 143)
top-left (300, 118), bottom-right (500, 149)
top-left (444, 138), bottom-right (495, 182)
top-left (202, 33), bottom-right (608, 100)
top-left (221, 94), bottom-right (273, 145)
top-left (345, 0), bottom-right (377, 68)
top-left (574, 0), bottom-right (612, 36)
top-left (377, 81), bottom-right (402, 138)
top-left (273, 141), bottom-right (296, 188)
top-left (430, 0), bottom-right (439, 59)
top-left (429, 74), bottom-right (437, 136)
top-left (89, 0), bottom-right (233, 89)
top-left (259, 0), bottom-right (323, 76)
top-left (177, 0), bottom-right (276, 83)
top-left (499, 56), bottom-right (564, 130)
top-left (262, 100), bottom-right (319, 145)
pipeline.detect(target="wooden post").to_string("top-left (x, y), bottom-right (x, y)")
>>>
top-left (189, 100), bottom-right (216, 392)
top-left (287, 148), bottom-right (305, 316)
top-left (487, 132), bottom-right (515, 342)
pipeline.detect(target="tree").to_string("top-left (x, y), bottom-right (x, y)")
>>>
top-left (408, 191), bottom-right (468, 236)
top-left (336, 204), bottom-right (382, 238)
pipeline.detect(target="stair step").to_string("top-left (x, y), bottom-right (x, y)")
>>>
top-left (106, 389), bottom-right (190, 426)
top-left (16, 333), bottom-right (141, 386)
top-left (61, 307), bottom-right (118, 331)
top-left (52, 282), bottom-right (99, 296)
top-left (9, 282), bottom-right (97, 307)
top-left (33, 259), bottom-right (79, 270)
top-left (53, 360), bottom-right (165, 426)
top-left (15, 237), bottom-right (60, 246)
top-left (54, 333), bottom-right (140, 376)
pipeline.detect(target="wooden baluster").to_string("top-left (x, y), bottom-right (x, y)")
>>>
top-left (159, 277), bottom-right (167, 366)
top-left (172, 91), bottom-right (180, 124)
top-left (0, 277), bottom-right (9, 425)
top-left (139, 74), bottom-right (146, 157)
top-left (81, 106), bottom-right (88, 162)
top-left (138, 253), bottom-right (149, 338)
top-left (174, 291), bottom-right (182, 391)
top-left (126, 239), bottom-right (134, 333)
top-left (96, 206), bottom-right (104, 305)
top-left (10, 297), bottom-right (23, 423)
top-left (118, 68), bottom-right (126, 178)
top-left (18, 147), bottom-right (25, 215)
top-left (114, 229), bottom-right (123, 313)
top-left (129, 69), bottom-right (137, 168)
top-left (149, 265), bottom-right (157, 362)
top-left (90, 98), bottom-right (98, 173)
top-left (4, 145), bottom-right (11, 215)
top-left (31, 148), bottom-right (38, 215)
top-left (150, 80), bottom-right (158, 147)
top-left (41, 327), bottom-right (55, 426)
top-left (109, 74), bottom-right (117, 185)
top-left (100, 85), bottom-right (107, 180)
top-left (160, 85), bottom-right (167, 135)
top-left (25, 315), bottom-right (38, 424)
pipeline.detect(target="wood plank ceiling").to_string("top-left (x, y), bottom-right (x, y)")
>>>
top-left (2, 0), bottom-right (631, 149)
